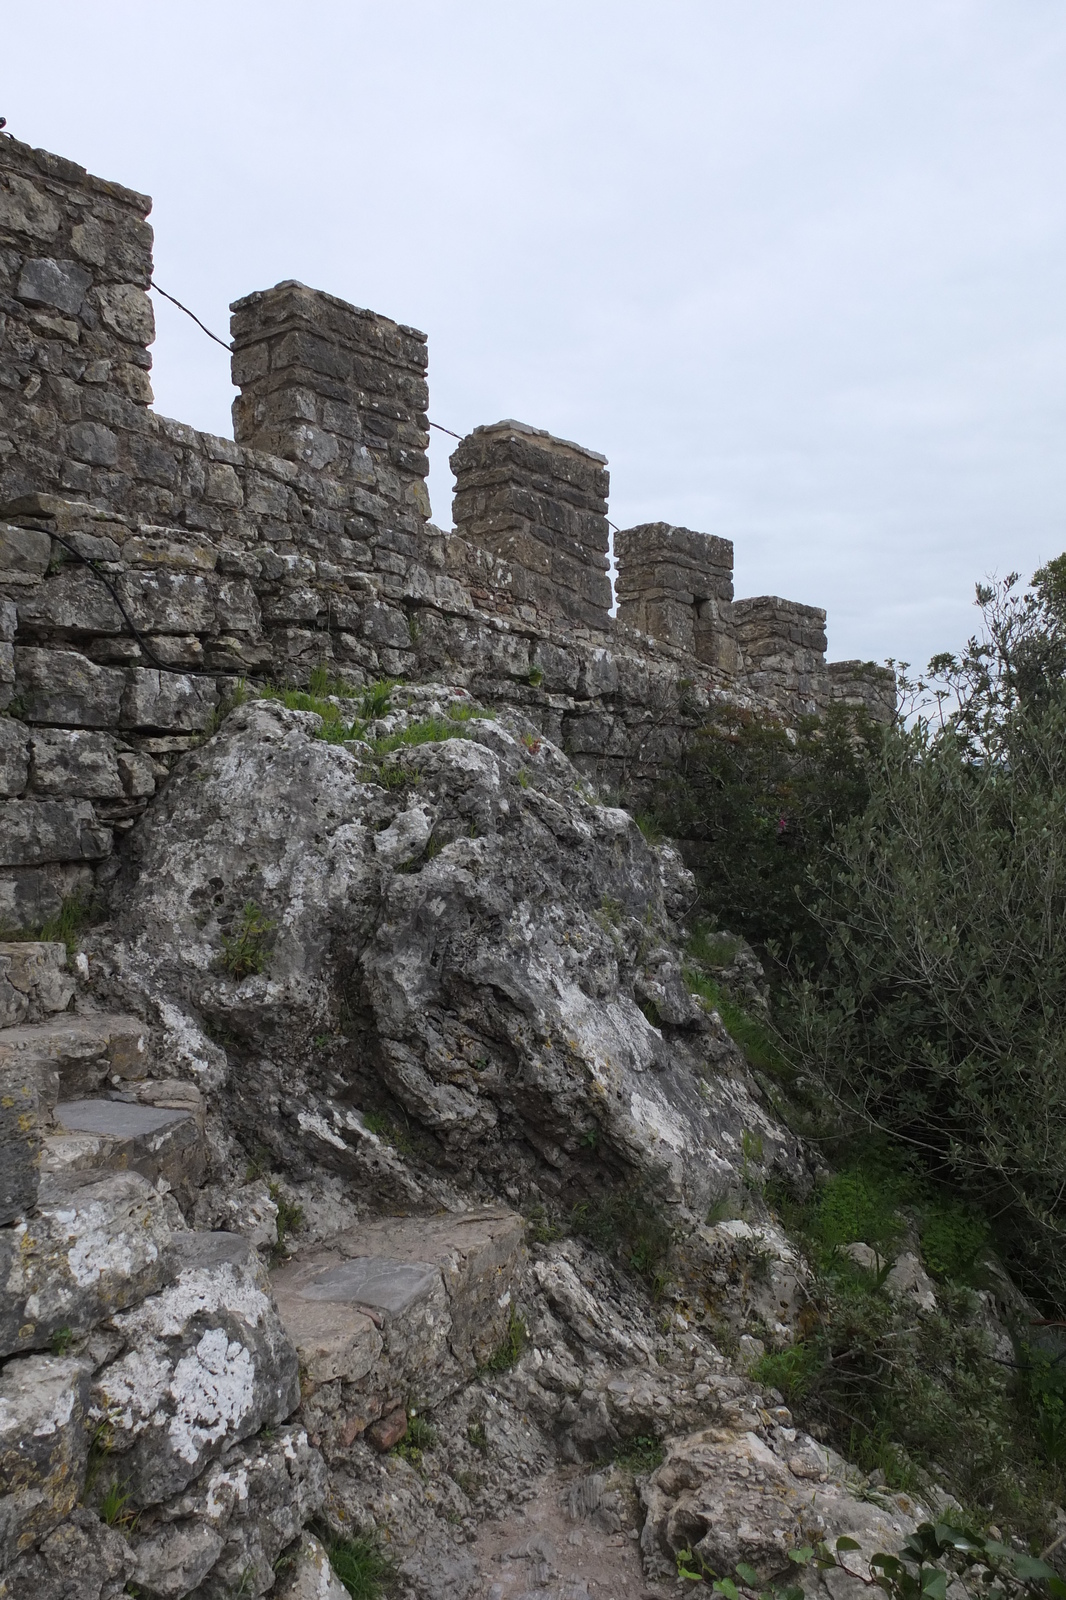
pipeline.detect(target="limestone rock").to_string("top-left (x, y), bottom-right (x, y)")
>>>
top-left (128, 1425), bottom-right (327, 1600)
top-left (0, 1169), bottom-right (173, 1357)
top-left (92, 1231), bottom-right (300, 1506)
top-left (641, 1420), bottom-right (926, 1591)
top-left (273, 1533), bottom-right (350, 1600)
top-left (0, 1354), bottom-right (90, 1566)
top-left (0, 1504), bottom-right (134, 1599)
top-left (102, 700), bottom-right (807, 1220)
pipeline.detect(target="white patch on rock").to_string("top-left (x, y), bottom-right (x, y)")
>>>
top-left (168, 1328), bottom-right (257, 1464)
top-left (297, 1111), bottom-right (349, 1150)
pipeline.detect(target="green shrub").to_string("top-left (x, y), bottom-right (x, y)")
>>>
top-left (570, 1189), bottom-right (672, 1291)
top-left (652, 703), bottom-right (879, 968)
top-left (220, 901), bottom-right (276, 979)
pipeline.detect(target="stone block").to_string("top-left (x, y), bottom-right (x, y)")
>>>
top-left (0, 718), bottom-right (29, 798)
top-left (0, 1504), bottom-right (134, 1599)
top-left (14, 649), bottom-right (126, 728)
top-left (66, 422), bottom-right (119, 468)
top-left (0, 1355), bottom-right (91, 1567)
top-left (92, 1231), bottom-right (300, 1506)
top-left (0, 865), bottom-right (94, 936)
top-left (122, 570), bottom-right (217, 634)
top-left (15, 258), bottom-right (91, 316)
top-left (272, 1208), bottom-right (524, 1410)
top-left (0, 173), bottom-right (62, 240)
top-left (16, 568), bottom-right (127, 635)
top-left (28, 729), bottom-right (123, 799)
top-left (0, 523), bottom-right (51, 578)
top-left (0, 1169), bottom-right (174, 1357)
top-left (93, 283), bottom-right (154, 346)
top-left (0, 942), bottom-right (75, 1023)
top-left (0, 1060), bottom-right (41, 1222)
top-left (46, 1097), bottom-right (205, 1200)
top-left (0, 799), bottom-right (111, 867)
top-left (0, 1014), bottom-right (150, 1098)
top-left (120, 669), bottom-right (218, 733)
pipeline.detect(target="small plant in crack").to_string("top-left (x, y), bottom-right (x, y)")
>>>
top-left (220, 901), bottom-right (276, 979)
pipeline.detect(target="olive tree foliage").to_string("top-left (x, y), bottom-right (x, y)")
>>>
top-left (783, 558), bottom-right (1066, 1306)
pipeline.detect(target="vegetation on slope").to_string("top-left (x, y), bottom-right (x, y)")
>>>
top-left (651, 557), bottom-right (1066, 1542)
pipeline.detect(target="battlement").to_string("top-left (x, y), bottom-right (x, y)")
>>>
top-left (230, 280), bottom-right (430, 523)
top-left (450, 420), bottom-right (611, 629)
top-left (0, 134), bottom-right (896, 927)
top-left (614, 522), bottom-right (740, 672)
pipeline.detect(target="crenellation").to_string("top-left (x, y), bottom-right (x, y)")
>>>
top-left (0, 135), bottom-right (895, 926)
top-left (450, 420), bottom-right (612, 629)
top-left (230, 279), bottom-right (431, 521)
top-left (732, 594), bottom-right (829, 715)
top-left (614, 521), bottom-right (741, 672)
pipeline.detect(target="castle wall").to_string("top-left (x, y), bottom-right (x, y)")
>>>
top-left (0, 134), bottom-right (895, 928)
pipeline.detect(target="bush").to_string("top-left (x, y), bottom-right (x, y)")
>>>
top-left (654, 704), bottom-right (879, 968)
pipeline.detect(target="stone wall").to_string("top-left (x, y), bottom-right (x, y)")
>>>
top-left (0, 131), bottom-right (895, 928)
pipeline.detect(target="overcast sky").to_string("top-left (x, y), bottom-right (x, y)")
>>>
top-left (6, 2), bottom-right (1066, 668)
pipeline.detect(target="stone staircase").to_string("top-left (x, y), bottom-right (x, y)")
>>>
top-left (0, 940), bottom-right (207, 1217)
top-left (0, 936), bottom-right (531, 1597)
top-left (271, 1209), bottom-right (527, 1456)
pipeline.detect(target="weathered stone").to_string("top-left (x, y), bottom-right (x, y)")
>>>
top-left (273, 1533), bottom-right (349, 1600)
top-left (14, 649), bottom-right (125, 728)
top-left (0, 1060), bottom-right (40, 1222)
top-left (47, 1097), bottom-right (205, 1200)
top-left (93, 284), bottom-right (154, 346)
top-left (0, 524), bottom-right (51, 578)
top-left (0, 720), bottom-right (29, 799)
top-left (0, 1355), bottom-right (90, 1565)
top-left (0, 865), bottom-right (94, 937)
top-left (66, 422), bottom-right (119, 469)
top-left (641, 1420), bottom-right (926, 1589)
top-left (0, 1169), bottom-right (174, 1357)
top-left (0, 798), bottom-right (111, 867)
top-left (116, 748), bottom-right (156, 798)
top-left (0, 943), bottom-right (75, 1019)
top-left (129, 1425), bottom-right (326, 1600)
top-left (120, 669), bottom-right (218, 733)
top-left (15, 258), bottom-right (91, 317)
top-left (0, 1504), bottom-right (134, 1599)
top-left (92, 1231), bottom-right (300, 1506)
top-left (0, 173), bottom-right (61, 240)
top-left (367, 1407), bottom-right (408, 1450)
top-left (29, 729), bottom-right (124, 799)
top-left (0, 1013), bottom-right (150, 1098)
top-left (273, 1208), bottom-right (524, 1413)
top-left (128, 1520), bottom-right (224, 1598)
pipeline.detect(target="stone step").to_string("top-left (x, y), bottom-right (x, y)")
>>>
top-left (43, 1090), bottom-right (206, 1204)
top-left (0, 940), bottom-right (75, 1028)
top-left (271, 1207), bottom-right (525, 1456)
top-left (0, 1010), bottom-right (151, 1104)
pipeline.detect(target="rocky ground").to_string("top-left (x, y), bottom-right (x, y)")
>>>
top-left (0, 688), bottom-right (1020, 1599)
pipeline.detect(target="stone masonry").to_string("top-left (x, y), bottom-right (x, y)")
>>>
top-left (0, 131), bottom-right (895, 927)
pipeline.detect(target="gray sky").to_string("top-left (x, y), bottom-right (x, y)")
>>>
top-left (7, 2), bottom-right (1066, 668)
